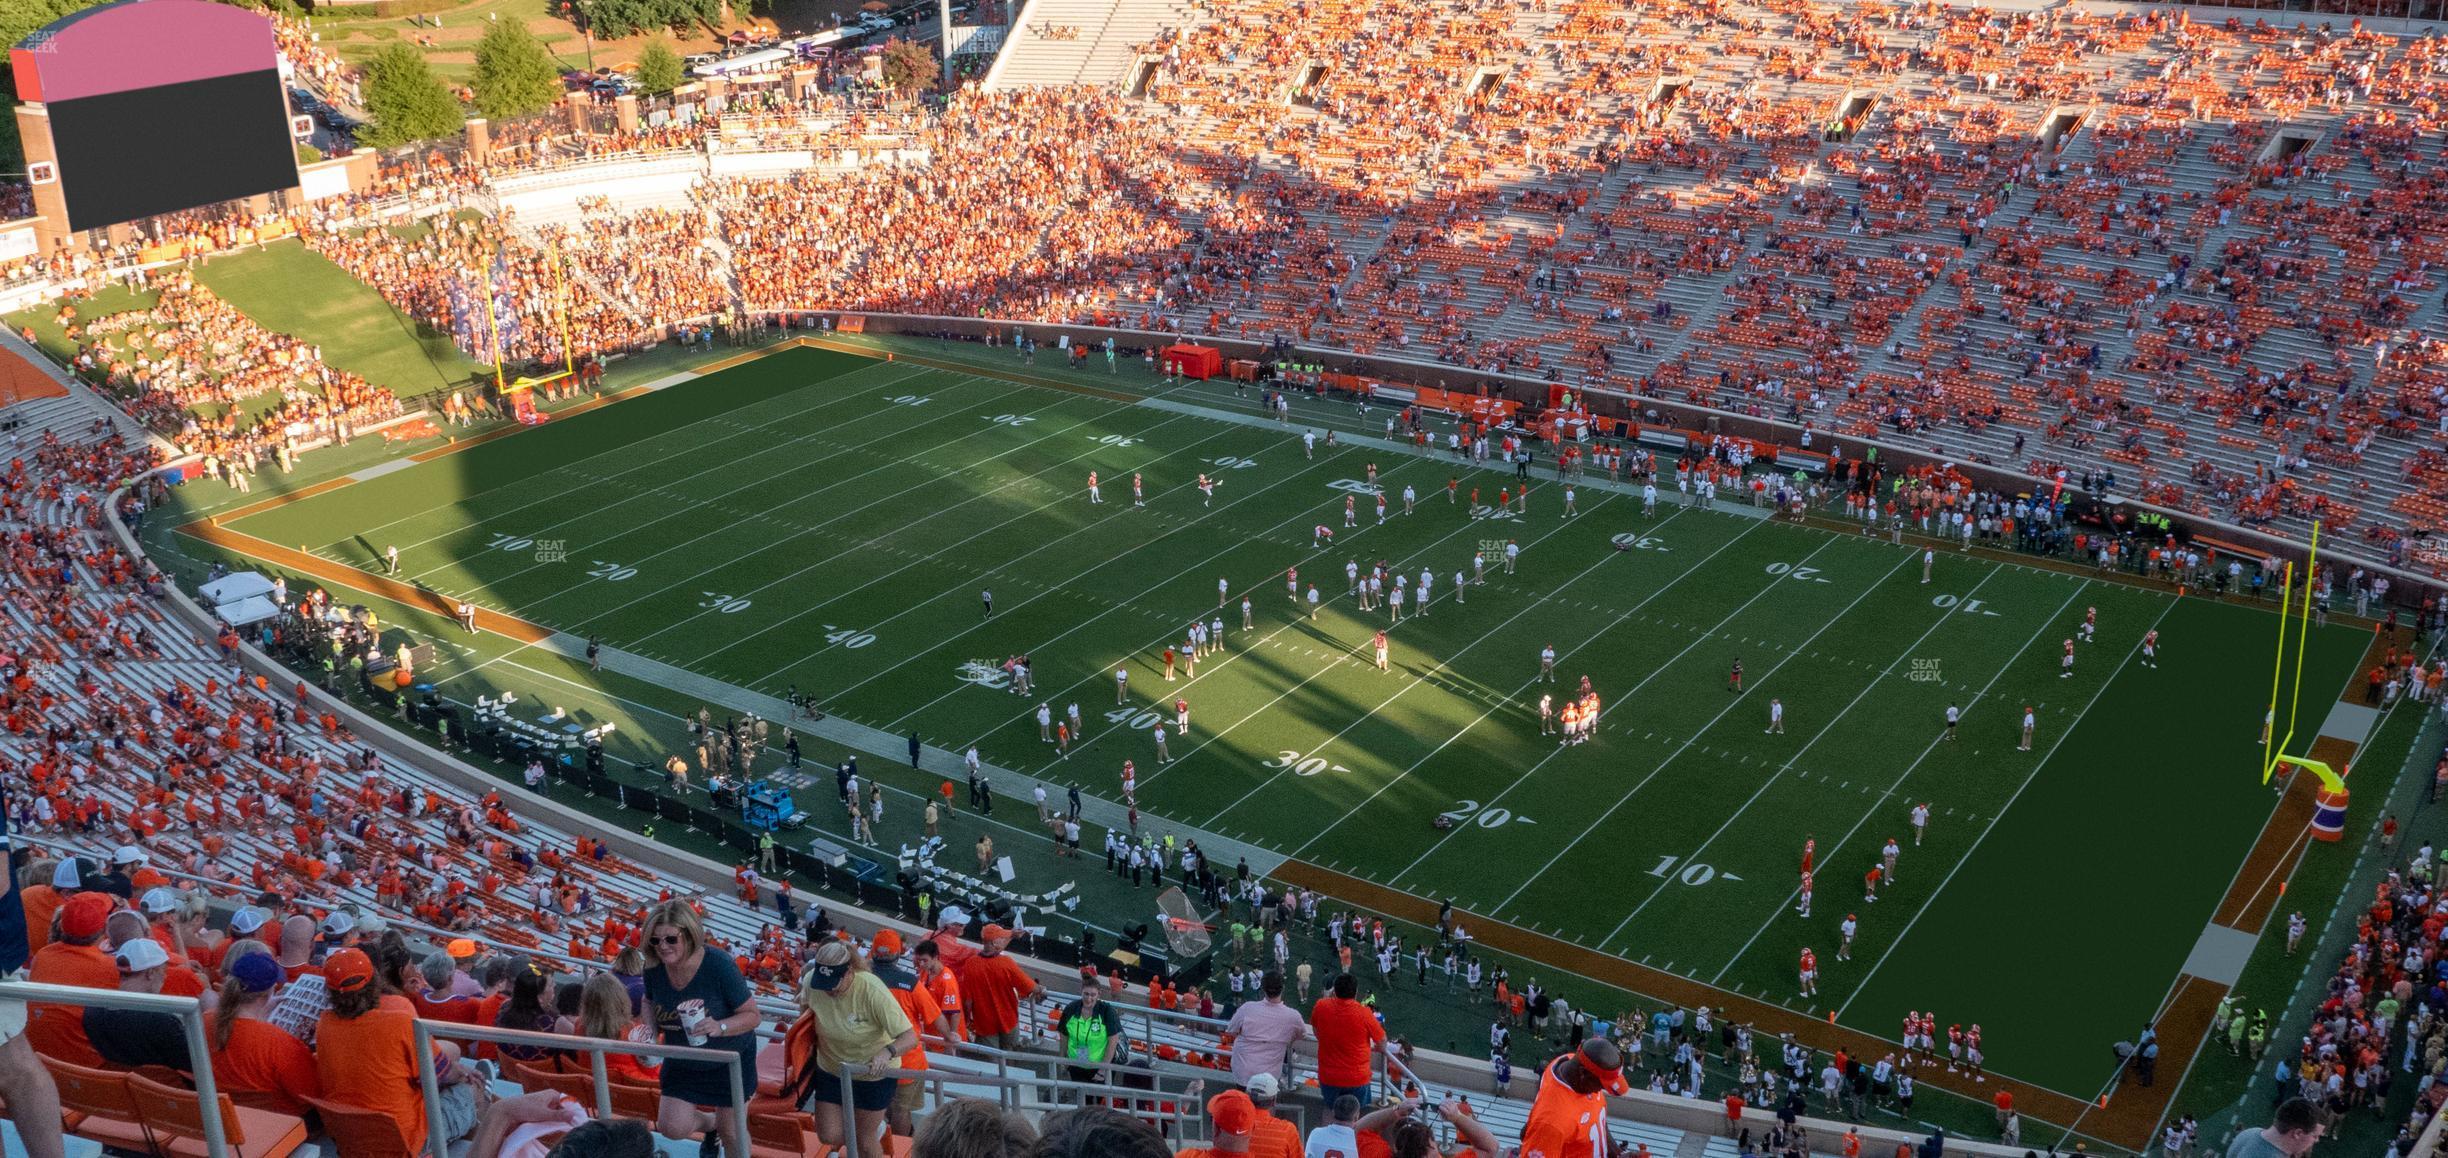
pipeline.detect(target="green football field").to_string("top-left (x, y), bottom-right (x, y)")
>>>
top-left (201, 344), bottom-right (2371, 1102)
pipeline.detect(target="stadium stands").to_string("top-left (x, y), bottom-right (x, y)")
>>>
top-left (35, 2), bottom-right (2448, 578)
top-left (193, 1), bottom-right (2448, 574)
top-left (20, 0), bottom-right (2448, 1153)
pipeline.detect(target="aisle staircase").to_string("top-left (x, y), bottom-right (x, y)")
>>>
top-left (980, 0), bottom-right (1198, 92)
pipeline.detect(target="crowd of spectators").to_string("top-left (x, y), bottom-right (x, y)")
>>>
top-left (712, 86), bottom-right (1199, 322)
top-left (301, 210), bottom-right (668, 367)
top-left (269, 12), bottom-right (362, 111)
top-left (31, 2), bottom-right (2448, 1155)
top-left (672, 1), bottom-right (2448, 573)
top-left (538, 198), bottom-right (733, 329)
top-left (36, 269), bottom-right (402, 474)
top-left (2259, 833), bottom-right (2448, 1154)
top-left (22, 0), bottom-right (2448, 571)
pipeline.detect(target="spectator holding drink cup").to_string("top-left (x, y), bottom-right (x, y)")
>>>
top-left (641, 900), bottom-right (761, 1158)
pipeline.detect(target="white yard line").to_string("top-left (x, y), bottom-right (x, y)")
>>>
top-left (808, 444), bottom-right (1391, 728)
top-left (568, 398), bottom-right (1209, 650)
top-left (468, 372), bottom-right (1104, 610)
top-left (439, 381), bottom-right (1190, 684)
top-left (880, 451), bottom-right (1468, 743)
top-left (1117, 493), bottom-right (1582, 795)
top-left (1832, 598), bottom-right (2179, 1020)
top-left (1186, 494), bottom-right (1626, 826)
top-left (1595, 564), bottom-right (2018, 947)
top-left (320, 360), bottom-right (932, 554)
top-left (1706, 578), bottom-right (2090, 983)
top-left (711, 418), bottom-right (1257, 681)
top-left (1487, 540), bottom-right (1917, 914)
top-left (1277, 508), bottom-right (1758, 862)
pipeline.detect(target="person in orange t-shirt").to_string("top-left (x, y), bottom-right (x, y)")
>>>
top-left (16, 857), bottom-right (85, 957)
top-left (26, 893), bottom-right (120, 1068)
top-left (1244, 1073), bottom-right (1303, 1158)
top-left (315, 949), bottom-right (562, 1155)
top-left (914, 938), bottom-right (966, 1040)
top-left (1519, 1040), bottom-right (1630, 1158)
top-left (872, 932), bottom-right (950, 1138)
top-left (959, 925), bottom-right (1042, 1050)
top-left (1311, 973), bottom-right (1386, 1106)
top-left (207, 953), bottom-right (322, 1117)
top-left (1180, 1088), bottom-right (1261, 1158)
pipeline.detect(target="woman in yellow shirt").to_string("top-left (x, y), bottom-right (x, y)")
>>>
top-left (783, 940), bottom-right (917, 1154)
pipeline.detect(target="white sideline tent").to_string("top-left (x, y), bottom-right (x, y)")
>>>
top-left (197, 573), bottom-right (281, 626)
top-left (214, 595), bottom-right (283, 627)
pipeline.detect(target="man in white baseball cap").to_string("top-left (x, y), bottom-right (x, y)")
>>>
top-left (1241, 1072), bottom-right (1303, 1158)
top-left (226, 907), bottom-right (270, 940)
top-left (318, 911), bottom-right (358, 955)
top-left (84, 938), bottom-right (192, 1071)
top-left (138, 888), bottom-right (182, 918)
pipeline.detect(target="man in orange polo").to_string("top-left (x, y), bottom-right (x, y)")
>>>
top-left (1520, 1039), bottom-right (1630, 1158)
top-left (1243, 1073), bottom-right (1302, 1158)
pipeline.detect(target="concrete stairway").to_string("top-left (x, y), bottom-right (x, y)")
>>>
top-left (981, 0), bottom-right (1199, 92)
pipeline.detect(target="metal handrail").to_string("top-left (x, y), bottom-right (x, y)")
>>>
top-left (411, 1018), bottom-right (752, 1158)
top-left (0, 980), bottom-right (226, 1155)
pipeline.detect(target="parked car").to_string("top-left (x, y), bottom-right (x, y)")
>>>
top-left (856, 12), bottom-right (895, 32)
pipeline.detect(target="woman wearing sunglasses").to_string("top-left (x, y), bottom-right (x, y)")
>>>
top-left (640, 900), bottom-right (760, 1157)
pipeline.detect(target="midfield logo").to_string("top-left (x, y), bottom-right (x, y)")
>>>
top-left (957, 660), bottom-right (1011, 688)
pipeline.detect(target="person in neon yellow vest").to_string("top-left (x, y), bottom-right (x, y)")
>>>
top-left (1055, 976), bottom-right (1125, 1092)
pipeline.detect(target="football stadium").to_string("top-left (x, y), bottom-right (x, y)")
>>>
top-left (0, 0), bottom-right (2442, 1156)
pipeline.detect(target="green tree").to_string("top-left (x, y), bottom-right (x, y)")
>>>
top-left (878, 37), bottom-right (936, 94)
top-left (633, 38), bottom-right (685, 95)
top-left (666, 0), bottom-right (721, 32)
top-left (295, 143), bottom-right (324, 165)
top-left (359, 42), bottom-right (464, 149)
top-left (576, 0), bottom-right (647, 39)
top-left (471, 18), bottom-right (563, 120)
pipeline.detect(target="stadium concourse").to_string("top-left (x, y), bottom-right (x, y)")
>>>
top-left (15, 0), bottom-right (2448, 1155)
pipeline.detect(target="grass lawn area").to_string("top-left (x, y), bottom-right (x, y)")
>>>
top-left (9, 282), bottom-right (159, 365)
top-left (171, 342), bottom-right (2399, 1148)
top-left (192, 238), bottom-right (488, 397)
